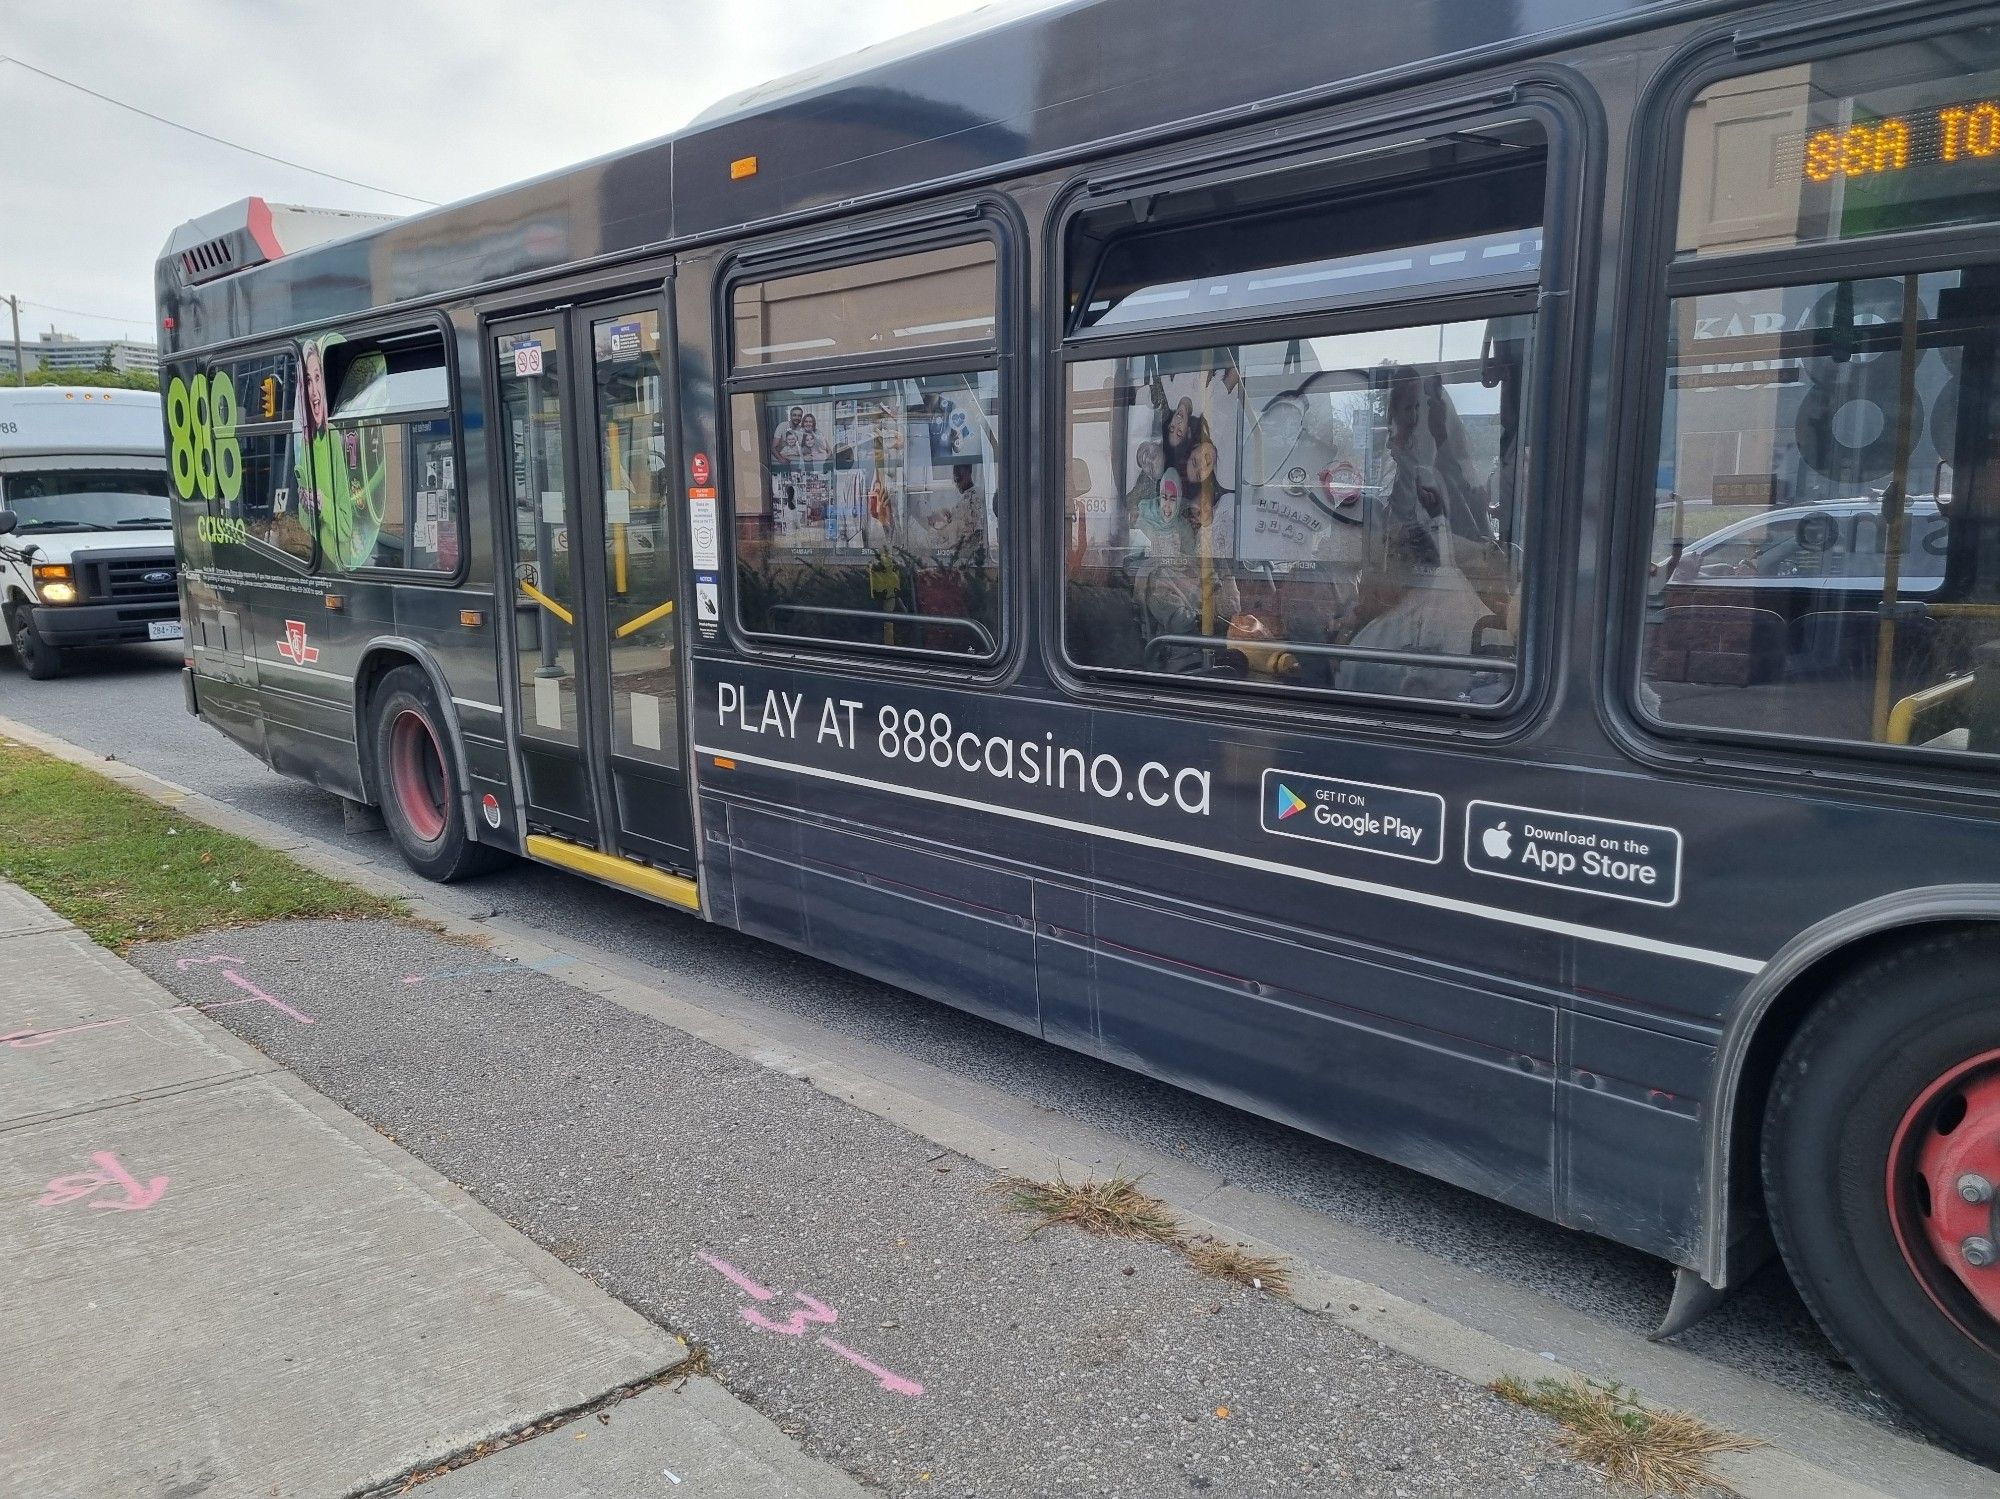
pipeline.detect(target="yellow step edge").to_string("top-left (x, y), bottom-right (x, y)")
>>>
top-left (524, 834), bottom-right (699, 911)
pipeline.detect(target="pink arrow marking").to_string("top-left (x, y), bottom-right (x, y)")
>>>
top-left (38, 1150), bottom-right (169, 1212)
top-left (817, 1338), bottom-right (924, 1397)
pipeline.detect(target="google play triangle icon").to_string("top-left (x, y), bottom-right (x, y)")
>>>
top-left (1275, 783), bottom-right (1307, 821)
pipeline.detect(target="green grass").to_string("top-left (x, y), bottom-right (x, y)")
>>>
top-left (0, 739), bottom-right (399, 949)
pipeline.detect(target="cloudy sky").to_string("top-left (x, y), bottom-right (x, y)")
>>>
top-left (2, 0), bottom-right (1052, 347)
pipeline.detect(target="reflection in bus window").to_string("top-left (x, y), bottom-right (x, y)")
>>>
top-left (593, 310), bottom-right (681, 765)
top-left (1063, 317), bottom-right (1530, 704)
top-left (1642, 269), bottom-right (2000, 753)
top-left (305, 336), bottom-right (459, 574)
top-left (731, 371), bottom-right (1001, 656)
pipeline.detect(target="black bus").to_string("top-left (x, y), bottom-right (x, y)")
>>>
top-left (156, 0), bottom-right (2000, 1460)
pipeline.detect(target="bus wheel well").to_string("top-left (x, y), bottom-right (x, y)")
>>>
top-left (1732, 918), bottom-right (1997, 1225)
top-left (353, 648), bottom-right (429, 803)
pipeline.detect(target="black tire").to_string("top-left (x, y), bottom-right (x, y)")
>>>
top-left (10, 605), bottom-right (63, 680)
top-left (368, 665), bottom-right (502, 882)
top-left (1764, 930), bottom-right (2000, 1466)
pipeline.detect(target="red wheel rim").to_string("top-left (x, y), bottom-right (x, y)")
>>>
top-left (388, 709), bottom-right (448, 844)
top-left (1886, 1046), bottom-right (2000, 1353)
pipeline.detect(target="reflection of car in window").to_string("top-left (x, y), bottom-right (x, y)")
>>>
top-left (1659, 499), bottom-right (1947, 596)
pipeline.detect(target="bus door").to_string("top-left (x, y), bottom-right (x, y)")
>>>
top-left (490, 295), bottom-right (694, 875)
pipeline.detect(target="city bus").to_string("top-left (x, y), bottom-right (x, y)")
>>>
top-left (155, 0), bottom-right (2000, 1459)
top-left (0, 385), bottom-right (177, 678)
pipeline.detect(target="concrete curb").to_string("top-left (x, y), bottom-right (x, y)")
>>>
top-left (4, 712), bottom-right (1984, 1499)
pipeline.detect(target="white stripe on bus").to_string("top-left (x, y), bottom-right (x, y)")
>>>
top-left (693, 743), bottom-right (1765, 976)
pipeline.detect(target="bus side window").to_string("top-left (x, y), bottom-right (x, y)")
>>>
top-left (1058, 120), bottom-right (1547, 710)
top-left (725, 240), bottom-right (1004, 660)
top-left (1641, 44), bottom-right (2000, 757)
top-left (212, 349), bottom-right (311, 566)
top-left (306, 332), bottom-right (460, 576)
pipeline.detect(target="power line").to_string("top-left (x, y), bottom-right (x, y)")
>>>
top-left (0, 54), bottom-right (438, 206)
top-left (19, 298), bottom-right (153, 328)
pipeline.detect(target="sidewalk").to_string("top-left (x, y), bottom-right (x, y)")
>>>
top-left (0, 880), bottom-right (861, 1498)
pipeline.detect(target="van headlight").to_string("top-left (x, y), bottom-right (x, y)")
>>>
top-left (32, 564), bottom-right (77, 604)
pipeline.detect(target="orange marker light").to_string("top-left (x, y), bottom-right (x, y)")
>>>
top-left (729, 155), bottom-right (759, 181)
top-left (459, 609), bottom-right (485, 628)
top-left (712, 756), bottom-right (737, 770)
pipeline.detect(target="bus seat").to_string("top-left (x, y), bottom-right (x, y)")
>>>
top-left (1653, 605), bottom-right (1787, 686)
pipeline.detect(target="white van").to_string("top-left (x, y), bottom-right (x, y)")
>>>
top-left (0, 385), bottom-right (179, 679)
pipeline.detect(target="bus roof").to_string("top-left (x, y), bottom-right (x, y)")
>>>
top-left (0, 387), bottom-right (163, 462)
top-left (156, 0), bottom-right (1734, 350)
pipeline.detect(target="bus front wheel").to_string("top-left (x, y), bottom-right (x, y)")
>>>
top-left (9, 606), bottom-right (63, 680)
top-left (369, 665), bottom-right (500, 882)
top-left (1764, 930), bottom-right (2000, 1465)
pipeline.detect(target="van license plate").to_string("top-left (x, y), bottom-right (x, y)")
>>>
top-left (148, 621), bottom-right (184, 642)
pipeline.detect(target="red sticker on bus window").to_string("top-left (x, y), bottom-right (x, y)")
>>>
top-left (690, 452), bottom-right (711, 485)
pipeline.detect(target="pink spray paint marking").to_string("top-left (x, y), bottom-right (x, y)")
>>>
top-left (742, 1291), bottom-right (837, 1338)
top-left (694, 1251), bottom-right (923, 1398)
top-left (37, 1150), bottom-right (168, 1212)
top-left (696, 1251), bottom-right (774, 1301)
top-left (817, 1338), bottom-right (925, 1398)
top-left (1, 995), bottom-right (290, 1053)
top-left (174, 955), bottom-right (315, 1024)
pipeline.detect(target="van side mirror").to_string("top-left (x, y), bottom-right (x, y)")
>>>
top-left (0, 511), bottom-right (17, 537)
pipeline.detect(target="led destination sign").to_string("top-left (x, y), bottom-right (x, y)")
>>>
top-left (1797, 99), bottom-right (2000, 184)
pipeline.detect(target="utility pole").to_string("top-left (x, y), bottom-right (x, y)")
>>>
top-left (3, 296), bottom-right (21, 387)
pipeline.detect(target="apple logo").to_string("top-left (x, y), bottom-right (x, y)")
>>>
top-left (1482, 822), bottom-right (1513, 861)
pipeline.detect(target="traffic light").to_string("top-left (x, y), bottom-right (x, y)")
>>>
top-left (259, 374), bottom-right (279, 420)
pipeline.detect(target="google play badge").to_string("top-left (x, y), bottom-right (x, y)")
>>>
top-left (1275, 783), bottom-right (1307, 821)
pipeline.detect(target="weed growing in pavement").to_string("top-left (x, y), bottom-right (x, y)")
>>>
top-left (1004, 1170), bottom-right (1181, 1244)
top-left (1181, 1235), bottom-right (1292, 1296)
top-left (999, 1170), bottom-right (1292, 1296)
top-left (1491, 1374), bottom-right (1759, 1496)
top-left (0, 740), bottom-right (399, 948)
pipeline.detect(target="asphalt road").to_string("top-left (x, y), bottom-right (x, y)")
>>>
top-left (0, 642), bottom-right (1915, 1443)
top-left (133, 916), bottom-right (1613, 1498)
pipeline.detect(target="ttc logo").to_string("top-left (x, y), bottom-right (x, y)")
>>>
top-left (1274, 782), bottom-right (1307, 821)
top-left (276, 620), bottom-right (320, 665)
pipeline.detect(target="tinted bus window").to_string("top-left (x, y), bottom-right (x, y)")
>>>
top-left (1645, 41), bottom-right (2000, 757)
top-left (731, 242), bottom-right (996, 366)
top-left (728, 242), bottom-right (1002, 659)
top-left (213, 349), bottom-right (311, 565)
top-left (303, 333), bottom-right (460, 575)
top-left (1679, 29), bottom-right (2000, 257)
top-left (1062, 125), bottom-right (1542, 706)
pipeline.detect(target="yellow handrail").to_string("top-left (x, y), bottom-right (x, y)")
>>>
top-left (1886, 673), bottom-right (1975, 746)
top-left (613, 597), bottom-right (674, 638)
top-left (519, 580), bottom-right (574, 625)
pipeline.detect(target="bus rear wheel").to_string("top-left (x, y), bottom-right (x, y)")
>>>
top-left (1764, 931), bottom-right (2000, 1465)
top-left (369, 665), bottom-right (500, 882)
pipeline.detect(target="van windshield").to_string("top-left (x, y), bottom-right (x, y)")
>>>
top-left (2, 470), bottom-right (173, 531)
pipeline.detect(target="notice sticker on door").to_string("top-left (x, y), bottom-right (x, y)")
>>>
top-left (689, 489), bottom-right (719, 570)
top-left (512, 341), bottom-right (544, 377)
top-left (695, 577), bottom-right (720, 640)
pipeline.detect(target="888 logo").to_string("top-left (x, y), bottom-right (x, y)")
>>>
top-left (164, 371), bottom-right (242, 503)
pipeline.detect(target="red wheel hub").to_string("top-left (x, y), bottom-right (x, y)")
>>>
top-left (388, 709), bottom-right (448, 844)
top-left (1887, 1047), bottom-right (2000, 1341)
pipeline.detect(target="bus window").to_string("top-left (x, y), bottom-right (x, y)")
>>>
top-left (1061, 124), bottom-right (1543, 706)
top-left (303, 331), bottom-right (460, 575)
top-left (1644, 35), bottom-right (2000, 756)
top-left (727, 241), bottom-right (1002, 659)
top-left (211, 349), bottom-right (311, 565)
